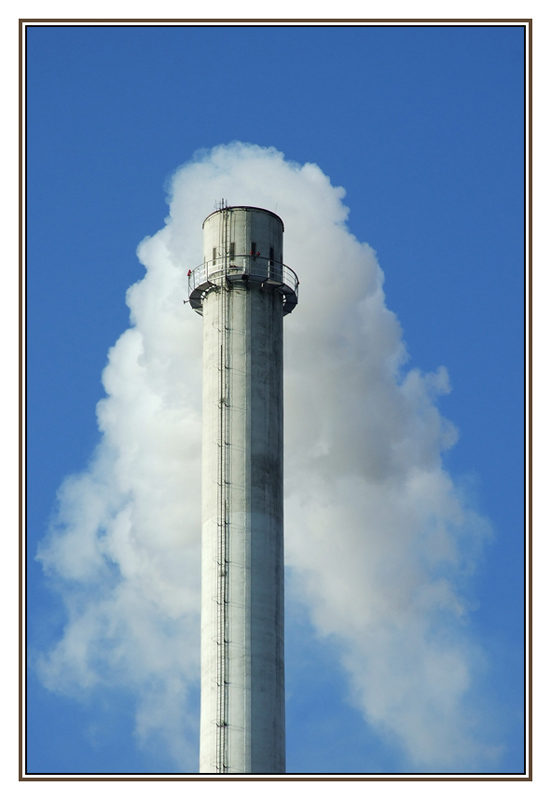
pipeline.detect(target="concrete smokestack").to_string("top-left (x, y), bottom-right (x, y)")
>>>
top-left (188, 205), bottom-right (299, 774)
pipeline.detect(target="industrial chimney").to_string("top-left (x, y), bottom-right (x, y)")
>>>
top-left (188, 205), bottom-right (299, 774)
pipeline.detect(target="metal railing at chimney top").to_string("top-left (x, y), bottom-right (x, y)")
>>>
top-left (188, 254), bottom-right (299, 296)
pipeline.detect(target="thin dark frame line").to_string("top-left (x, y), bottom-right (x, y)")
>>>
top-left (19, 17), bottom-right (532, 782)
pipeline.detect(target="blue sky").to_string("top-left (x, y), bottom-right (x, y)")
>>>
top-left (25, 22), bottom-right (526, 776)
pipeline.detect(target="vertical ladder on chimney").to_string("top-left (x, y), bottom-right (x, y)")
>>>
top-left (215, 207), bottom-right (231, 773)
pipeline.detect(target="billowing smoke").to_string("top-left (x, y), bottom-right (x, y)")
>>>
top-left (37, 143), bottom-right (497, 772)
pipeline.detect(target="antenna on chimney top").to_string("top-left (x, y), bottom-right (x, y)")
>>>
top-left (215, 198), bottom-right (229, 210)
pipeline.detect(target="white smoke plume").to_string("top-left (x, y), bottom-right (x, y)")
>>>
top-left (37, 142), bottom-right (497, 772)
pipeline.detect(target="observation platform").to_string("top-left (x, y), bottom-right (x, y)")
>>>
top-left (188, 255), bottom-right (299, 316)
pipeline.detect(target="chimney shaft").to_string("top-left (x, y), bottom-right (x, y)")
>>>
top-left (189, 206), bottom-right (298, 774)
